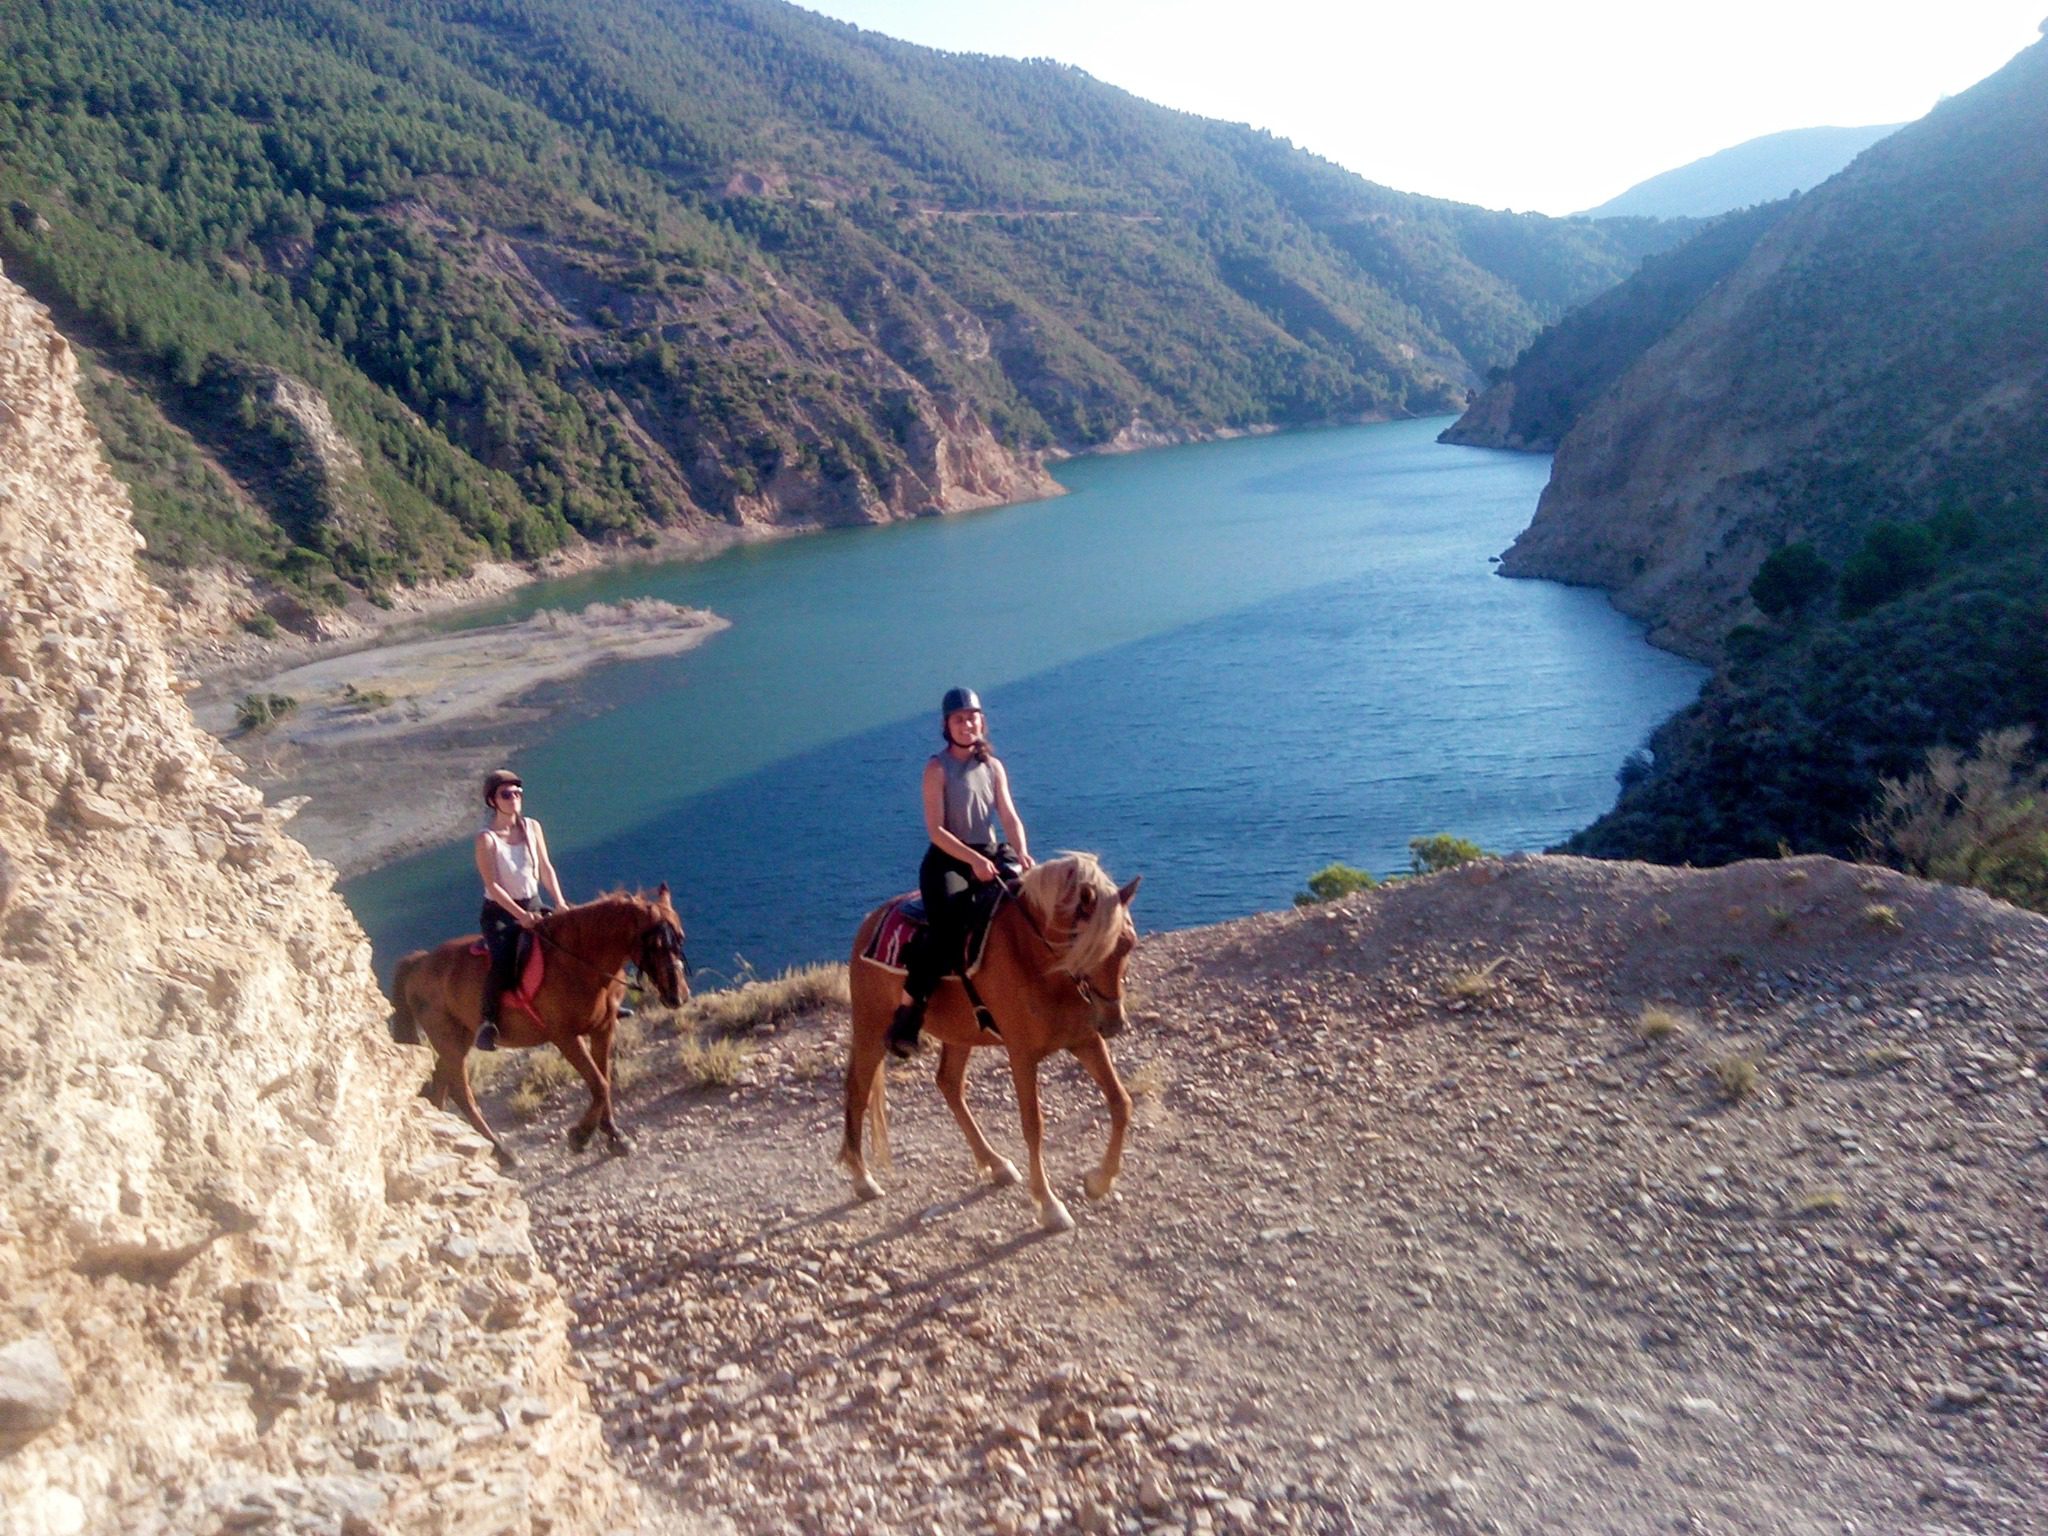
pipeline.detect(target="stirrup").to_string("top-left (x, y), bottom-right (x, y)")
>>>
top-left (886, 1002), bottom-right (925, 1059)
top-left (474, 1020), bottom-right (500, 1053)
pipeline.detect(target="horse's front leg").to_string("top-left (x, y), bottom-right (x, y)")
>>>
top-left (1069, 1036), bottom-right (1132, 1201)
top-left (937, 1043), bottom-right (1019, 1187)
top-left (590, 1014), bottom-right (629, 1153)
top-left (448, 1048), bottom-right (517, 1168)
top-left (555, 1032), bottom-right (615, 1155)
top-left (1006, 1047), bottom-right (1072, 1233)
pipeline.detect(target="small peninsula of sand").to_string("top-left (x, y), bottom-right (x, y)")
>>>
top-left (198, 598), bottom-right (726, 878)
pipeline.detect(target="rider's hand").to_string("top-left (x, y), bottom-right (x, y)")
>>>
top-left (517, 908), bottom-right (541, 930)
top-left (969, 853), bottom-right (998, 882)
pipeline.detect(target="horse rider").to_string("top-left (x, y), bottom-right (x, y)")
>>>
top-left (889, 688), bottom-right (1034, 1058)
top-left (473, 768), bottom-right (569, 1052)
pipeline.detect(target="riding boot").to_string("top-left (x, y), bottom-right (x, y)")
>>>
top-left (475, 979), bottom-right (504, 1053)
top-left (887, 996), bottom-right (926, 1059)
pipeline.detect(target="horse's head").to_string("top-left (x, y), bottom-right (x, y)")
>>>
top-left (1022, 856), bottom-right (1142, 1037)
top-left (634, 882), bottom-right (692, 1009)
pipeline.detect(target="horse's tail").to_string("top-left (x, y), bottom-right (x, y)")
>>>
top-left (388, 951), bottom-right (425, 1046)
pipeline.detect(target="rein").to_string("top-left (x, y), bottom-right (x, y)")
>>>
top-left (533, 907), bottom-right (691, 987)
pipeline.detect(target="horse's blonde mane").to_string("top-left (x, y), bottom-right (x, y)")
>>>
top-left (1017, 853), bottom-right (1126, 975)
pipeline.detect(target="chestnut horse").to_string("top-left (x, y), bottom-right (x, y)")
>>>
top-left (843, 854), bottom-right (1141, 1232)
top-left (388, 887), bottom-right (690, 1166)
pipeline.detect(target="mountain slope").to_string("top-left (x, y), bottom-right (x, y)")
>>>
top-left (1495, 33), bottom-right (2048, 863)
top-left (1580, 123), bottom-right (1902, 220)
top-left (0, 0), bottom-right (1679, 628)
top-left (1441, 199), bottom-right (1792, 453)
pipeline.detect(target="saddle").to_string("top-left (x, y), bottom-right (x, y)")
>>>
top-left (467, 930), bottom-right (547, 1023)
top-left (861, 882), bottom-right (1005, 978)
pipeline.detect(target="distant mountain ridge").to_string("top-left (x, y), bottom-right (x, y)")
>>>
top-left (1579, 124), bottom-right (1903, 220)
top-left (1489, 35), bottom-right (2048, 865)
top-left (0, 0), bottom-right (1682, 626)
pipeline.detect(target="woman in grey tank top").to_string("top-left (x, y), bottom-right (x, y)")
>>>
top-left (889, 687), bottom-right (1035, 1057)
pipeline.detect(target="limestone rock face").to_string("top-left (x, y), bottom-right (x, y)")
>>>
top-left (0, 273), bottom-right (630, 1532)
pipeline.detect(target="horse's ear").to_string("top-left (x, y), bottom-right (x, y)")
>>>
top-left (657, 881), bottom-right (670, 902)
top-left (1117, 876), bottom-right (1142, 907)
top-left (1076, 889), bottom-right (1096, 920)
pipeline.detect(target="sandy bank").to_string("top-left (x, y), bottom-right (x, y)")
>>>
top-left (198, 599), bottom-right (726, 879)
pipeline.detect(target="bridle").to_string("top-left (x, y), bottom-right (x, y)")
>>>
top-left (995, 872), bottom-right (1127, 1008)
top-left (534, 909), bottom-right (692, 991)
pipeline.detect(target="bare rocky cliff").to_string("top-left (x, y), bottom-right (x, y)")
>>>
top-left (0, 277), bottom-right (631, 1533)
top-left (1497, 35), bottom-right (2048, 660)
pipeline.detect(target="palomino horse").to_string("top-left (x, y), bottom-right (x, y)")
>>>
top-left (843, 854), bottom-right (1141, 1232)
top-left (388, 887), bottom-right (690, 1165)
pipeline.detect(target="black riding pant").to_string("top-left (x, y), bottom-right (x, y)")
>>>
top-left (479, 897), bottom-right (543, 1022)
top-left (904, 842), bottom-right (1013, 1002)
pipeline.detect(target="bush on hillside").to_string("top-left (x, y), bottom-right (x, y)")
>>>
top-left (1839, 521), bottom-right (1941, 617)
top-left (1294, 864), bottom-right (1379, 906)
top-left (1861, 726), bottom-right (2048, 912)
top-left (1750, 541), bottom-right (1832, 617)
top-left (1409, 834), bottom-right (1488, 874)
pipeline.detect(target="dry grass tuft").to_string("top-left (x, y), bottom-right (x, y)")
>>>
top-left (505, 1050), bottom-right (580, 1120)
top-left (1710, 1053), bottom-right (1761, 1103)
top-left (1861, 1042), bottom-right (1914, 1072)
top-left (1862, 903), bottom-right (1904, 932)
top-left (1790, 1187), bottom-right (1847, 1217)
top-left (680, 963), bottom-right (849, 1036)
top-left (1443, 956), bottom-right (1506, 1001)
top-left (1766, 904), bottom-right (1796, 935)
top-left (677, 1035), bottom-right (750, 1088)
top-left (1638, 1004), bottom-right (1690, 1043)
top-left (1127, 1061), bottom-right (1167, 1100)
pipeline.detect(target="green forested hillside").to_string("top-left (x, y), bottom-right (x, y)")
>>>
top-left (1520, 36), bottom-right (2048, 866)
top-left (0, 0), bottom-right (1676, 611)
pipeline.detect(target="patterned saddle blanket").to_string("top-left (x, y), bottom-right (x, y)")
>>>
top-left (860, 888), bottom-right (1001, 977)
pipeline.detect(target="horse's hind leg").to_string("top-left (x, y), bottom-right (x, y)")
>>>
top-left (1006, 1048), bottom-right (1073, 1233)
top-left (936, 1044), bottom-right (1019, 1187)
top-left (555, 1033), bottom-right (613, 1154)
top-left (1070, 1037), bottom-right (1132, 1201)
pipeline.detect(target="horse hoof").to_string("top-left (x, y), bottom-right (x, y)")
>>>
top-left (494, 1145), bottom-right (520, 1170)
top-left (853, 1173), bottom-right (883, 1202)
top-left (985, 1157), bottom-right (1021, 1188)
top-left (605, 1135), bottom-right (632, 1158)
top-left (1083, 1169), bottom-right (1115, 1201)
top-left (568, 1127), bottom-right (594, 1153)
top-left (1039, 1199), bottom-right (1076, 1234)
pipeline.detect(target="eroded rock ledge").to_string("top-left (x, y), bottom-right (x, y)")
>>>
top-left (0, 277), bottom-right (631, 1532)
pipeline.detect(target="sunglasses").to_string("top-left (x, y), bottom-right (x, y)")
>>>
top-left (497, 786), bottom-right (524, 800)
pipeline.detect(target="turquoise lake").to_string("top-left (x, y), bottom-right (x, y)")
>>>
top-left (343, 418), bottom-right (1706, 986)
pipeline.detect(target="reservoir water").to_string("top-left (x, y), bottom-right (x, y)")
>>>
top-left (343, 419), bottom-right (1705, 986)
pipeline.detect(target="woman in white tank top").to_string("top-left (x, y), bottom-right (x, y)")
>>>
top-left (472, 768), bottom-right (569, 1051)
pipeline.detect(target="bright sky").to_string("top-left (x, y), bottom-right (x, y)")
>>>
top-left (796, 2), bottom-right (2045, 213)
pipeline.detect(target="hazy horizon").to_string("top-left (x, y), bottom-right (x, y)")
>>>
top-left (798, 0), bottom-right (2043, 214)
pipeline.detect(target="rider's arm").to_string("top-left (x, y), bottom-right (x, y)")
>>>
top-left (923, 758), bottom-right (997, 879)
top-left (475, 832), bottom-right (538, 926)
top-left (528, 819), bottom-right (568, 908)
top-left (989, 757), bottom-right (1032, 867)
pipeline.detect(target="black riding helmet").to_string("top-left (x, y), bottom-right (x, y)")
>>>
top-left (940, 687), bottom-right (982, 742)
top-left (482, 767), bottom-right (523, 808)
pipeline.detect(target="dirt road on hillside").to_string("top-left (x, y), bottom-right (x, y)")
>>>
top-left (456, 855), bottom-right (2047, 1536)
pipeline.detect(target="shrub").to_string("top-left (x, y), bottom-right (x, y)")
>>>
top-left (235, 692), bottom-right (298, 731)
top-left (240, 612), bottom-right (280, 638)
top-left (1861, 727), bottom-right (2048, 913)
top-left (1710, 1054), bottom-right (1761, 1102)
top-left (1294, 863), bottom-right (1379, 906)
top-left (1750, 541), bottom-right (1831, 617)
top-left (679, 963), bottom-right (848, 1034)
top-left (1638, 1004), bottom-right (1689, 1042)
top-left (1839, 521), bottom-right (1940, 617)
top-left (1409, 834), bottom-right (1487, 875)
